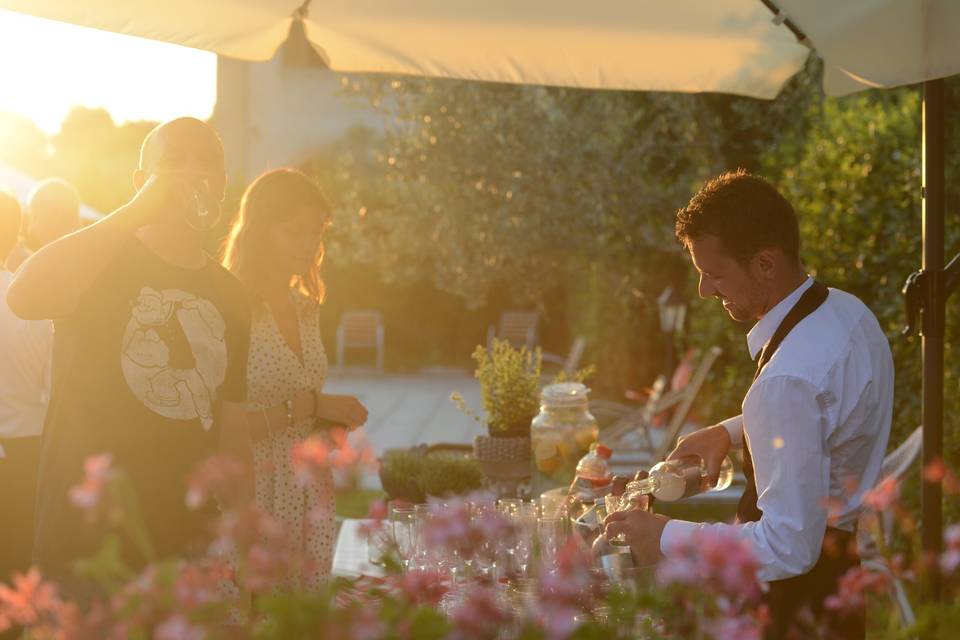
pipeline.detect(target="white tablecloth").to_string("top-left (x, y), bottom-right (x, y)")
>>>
top-left (332, 518), bottom-right (385, 578)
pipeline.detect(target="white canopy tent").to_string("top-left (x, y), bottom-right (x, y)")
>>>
top-left (1, 0), bottom-right (957, 595)
top-left (0, 0), bottom-right (957, 99)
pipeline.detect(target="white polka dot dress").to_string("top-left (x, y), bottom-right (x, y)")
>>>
top-left (247, 290), bottom-right (334, 590)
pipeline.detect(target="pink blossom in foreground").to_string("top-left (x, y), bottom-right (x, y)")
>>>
top-left (941, 524), bottom-right (960, 574)
top-left (862, 476), bottom-right (899, 511)
top-left (397, 569), bottom-right (450, 606)
top-left (448, 585), bottom-right (512, 640)
top-left (657, 528), bottom-right (762, 604)
top-left (154, 613), bottom-right (205, 640)
top-left (824, 566), bottom-right (889, 612)
top-left (358, 499), bottom-right (389, 538)
top-left (174, 559), bottom-right (234, 610)
top-left (422, 494), bottom-right (516, 561)
top-left (185, 454), bottom-right (247, 510)
top-left (68, 453), bottom-right (115, 512)
top-left (0, 569), bottom-right (65, 634)
top-left (329, 428), bottom-right (378, 471)
top-left (708, 612), bottom-right (764, 640)
top-left (291, 435), bottom-right (332, 486)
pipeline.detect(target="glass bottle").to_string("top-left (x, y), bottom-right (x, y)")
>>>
top-left (626, 455), bottom-right (734, 502)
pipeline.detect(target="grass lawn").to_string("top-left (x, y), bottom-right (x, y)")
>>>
top-left (336, 487), bottom-right (386, 519)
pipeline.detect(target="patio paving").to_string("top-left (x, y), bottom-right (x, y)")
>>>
top-left (324, 368), bottom-right (485, 488)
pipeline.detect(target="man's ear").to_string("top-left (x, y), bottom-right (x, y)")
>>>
top-left (752, 248), bottom-right (778, 281)
top-left (133, 169), bottom-right (147, 192)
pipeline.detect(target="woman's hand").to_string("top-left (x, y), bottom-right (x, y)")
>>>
top-left (315, 393), bottom-right (369, 431)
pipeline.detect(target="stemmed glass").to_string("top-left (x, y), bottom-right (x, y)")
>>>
top-left (512, 503), bottom-right (538, 578)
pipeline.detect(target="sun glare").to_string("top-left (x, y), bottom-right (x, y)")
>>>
top-left (0, 9), bottom-right (216, 134)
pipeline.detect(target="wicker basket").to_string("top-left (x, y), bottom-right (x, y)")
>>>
top-left (473, 435), bottom-right (532, 498)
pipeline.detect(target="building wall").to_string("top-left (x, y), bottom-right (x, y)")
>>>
top-left (213, 55), bottom-right (381, 184)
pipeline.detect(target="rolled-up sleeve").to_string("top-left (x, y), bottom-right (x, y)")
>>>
top-left (661, 375), bottom-right (830, 582)
top-left (720, 414), bottom-right (743, 449)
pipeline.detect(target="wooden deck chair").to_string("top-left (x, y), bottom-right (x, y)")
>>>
top-left (541, 336), bottom-right (586, 381)
top-left (598, 346), bottom-right (721, 473)
top-left (335, 310), bottom-right (385, 374)
top-left (487, 311), bottom-right (539, 351)
top-left (857, 425), bottom-right (923, 631)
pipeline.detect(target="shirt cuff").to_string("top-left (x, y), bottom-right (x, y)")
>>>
top-left (659, 518), bottom-right (703, 555)
top-left (720, 415), bottom-right (743, 449)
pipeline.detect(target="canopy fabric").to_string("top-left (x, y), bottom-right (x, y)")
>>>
top-left (0, 1), bottom-right (958, 97)
top-left (779, 0), bottom-right (960, 96)
top-left (0, 0), bottom-right (808, 99)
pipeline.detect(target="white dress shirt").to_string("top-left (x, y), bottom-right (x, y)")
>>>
top-left (660, 277), bottom-right (894, 582)
top-left (0, 270), bottom-right (53, 456)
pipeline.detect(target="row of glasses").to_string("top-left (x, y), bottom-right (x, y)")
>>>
top-left (381, 498), bottom-right (569, 581)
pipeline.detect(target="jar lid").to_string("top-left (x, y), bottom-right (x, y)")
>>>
top-left (541, 382), bottom-right (590, 407)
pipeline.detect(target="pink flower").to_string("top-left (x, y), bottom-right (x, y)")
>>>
top-left (154, 613), bottom-right (204, 640)
top-left (174, 559), bottom-right (234, 609)
top-left (0, 568), bottom-right (65, 632)
top-left (863, 476), bottom-right (898, 511)
top-left (448, 585), bottom-right (512, 640)
top-left (657, 528), bottom-right (762, 603)
top-left (824, 567), bottom-right (889, 612)
top-left (398, 569), bottom-right (450, 605)
top-left (69, 453), bottom-right (115, 512)
top-left (709, 612), bottom-right (764, 640)
top-left (940, 524), bottom-right (960, 574)
top-left (291, 435), bottom-right (332, 486)
top-left (185, 454), bottom-right (247, 510)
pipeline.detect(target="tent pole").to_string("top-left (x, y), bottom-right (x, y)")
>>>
top-left (921, 78), bottom-right (945, 602)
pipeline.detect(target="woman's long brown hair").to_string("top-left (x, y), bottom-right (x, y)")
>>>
top-left (221, 168), bottom-right (331, 304)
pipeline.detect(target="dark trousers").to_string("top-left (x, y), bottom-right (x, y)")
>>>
top-left (766, 528), bottom-right (864, 640)
top-left (0, 436), bottom-right (42, 640)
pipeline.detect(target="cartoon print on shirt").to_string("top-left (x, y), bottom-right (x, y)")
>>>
top-left (121, 287), bottom-right (227, 430)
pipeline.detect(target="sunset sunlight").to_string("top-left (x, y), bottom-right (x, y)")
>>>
top-left (0, 9), bottom-right (215, 133)
top-left (0, 3), bottom-right (957, 639)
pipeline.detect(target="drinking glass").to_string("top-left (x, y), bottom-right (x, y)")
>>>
top-left (538, 516), bottom-right (564, 574)
top-left (392, 504), bottom-right (416, 571)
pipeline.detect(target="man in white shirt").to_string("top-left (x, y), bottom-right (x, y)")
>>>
top-left (0, 190), bottom-right (53, 584)
top-left (605, 170), bottom-right (893, 639)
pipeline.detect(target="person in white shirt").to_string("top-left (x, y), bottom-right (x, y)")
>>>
top-left (0, 190), bottom-right (53, 584)
top-left (605, 169), bottom-right (893, 639)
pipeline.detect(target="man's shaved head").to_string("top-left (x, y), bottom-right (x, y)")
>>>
top-left (138, 117), bottom-right (224, 174)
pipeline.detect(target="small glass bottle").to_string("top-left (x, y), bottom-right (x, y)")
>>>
top-left (626, 455), bottom-right (734, 502)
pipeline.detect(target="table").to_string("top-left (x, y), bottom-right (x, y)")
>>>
top-left (332, 518), bottom-right (385, 578)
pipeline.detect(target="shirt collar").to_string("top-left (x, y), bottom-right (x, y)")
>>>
top-left (746, 276), bottom-right (813, 360)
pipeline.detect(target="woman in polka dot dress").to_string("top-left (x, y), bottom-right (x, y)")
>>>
top-left (222, 169), bottom-right (368, 588)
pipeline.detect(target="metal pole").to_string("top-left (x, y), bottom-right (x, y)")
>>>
top-left (921, 78), bottom-right (945, 601)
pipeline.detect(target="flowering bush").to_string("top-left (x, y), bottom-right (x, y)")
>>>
top-left (3, 438), bottom-right (959, 639)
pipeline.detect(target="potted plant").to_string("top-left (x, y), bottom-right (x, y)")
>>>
top-left (451, 339), bottom-right (542, 497)
top-left (378, 449), bottom-right (427, 504)
top-left (420, 455), bottom-right (485, 498)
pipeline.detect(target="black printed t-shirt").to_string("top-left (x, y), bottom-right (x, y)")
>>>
top-left (34, 237), bottom-right (251, 577)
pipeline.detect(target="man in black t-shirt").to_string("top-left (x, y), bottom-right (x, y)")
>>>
top-left (8, 118), bottom-right (252, 588)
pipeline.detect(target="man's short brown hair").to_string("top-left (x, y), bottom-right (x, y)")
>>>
top-left (675, 169), bottom-right (800, 265)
